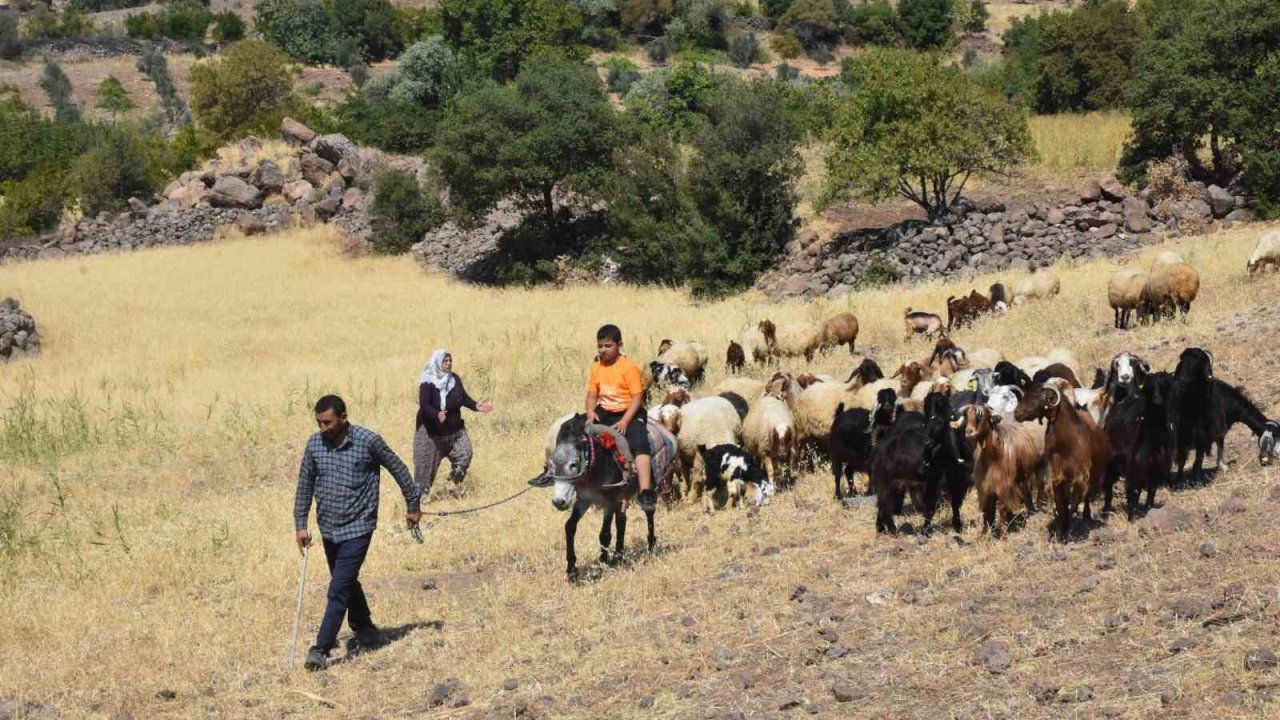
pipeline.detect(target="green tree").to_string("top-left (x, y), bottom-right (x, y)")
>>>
top-left (363, 36), bottom-right (458, 108)
top-left (897, 0), bottom-right (954, 50)
top-left (94, 75), bottom-right (135, 119)
top-left (435, 56), bottom-right (620, 224)
top-left (777, 0), bottom-right (838, 51)
top-left (826, 49), bottom-right (1033, 220)
top-left (1120, 0), bottom-right (1280, 184)
top-left (440, 0), bottom-right (585, 80)
top-left (1034, 0), bottom-right (1141, 112)
top-left (188, 40), bottom-right (296, 142)
top-left (621, 0), bottom-right (674, 34)
top-left (68, 126), bottom-right (161, 215)
top-left (961, 0), bottom-right (987, 33)
top-left (254, 0), bottom-right (342, 64)
top-left (0, 14), bottom-right (22, 60)
top-left (998, 13), bottom-right (1046, 106)
top-left (368, 168), bottom-right (445, 254)
top-left (39, 58), bottom-right (80, 123)
top-left (137, 43), bottom-right (190, 126)
top-left (211, 11), bottom-right (246, 42)
top-left (331, 0), bottom-right (402, 61)
top-left (841, 1), bottom-right (899, 47)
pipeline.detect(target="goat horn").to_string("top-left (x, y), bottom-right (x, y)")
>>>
top-left (1047, 387), bottom-right (1062, 407)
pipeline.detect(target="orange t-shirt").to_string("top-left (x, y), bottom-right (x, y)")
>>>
top-left (588, 357), bottom-right (644, 413)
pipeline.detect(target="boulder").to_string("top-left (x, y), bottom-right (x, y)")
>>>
top-left (314, 197), bottom-right (341, 220)
top-left (166, 180), bottom-right (208, 209)
top-left (251, 161), bottom-right (285, 194)
top-left (127, 196), bottom-right (149, 215)
top-left (341, 187), bottom-right (369, 211)
top-left (1079, 179), bottom-right (1102, 203)
top-left (300, 153), bottom-right (335, 186)
top-left (1095, 223), bottom-right (1117, 239)
top-left (312, 134), bottom-right (358, 165)
top-left (1224, 208), bottom-right (1254, 224)
top-left (282, 117), bottom-right (317, 145)
top-left (322, 172), bottom-right (347, 199)
top-left (337, 156), bottom-right (360, 182)
top-left (1207, 184), bottom-right (1234, 218)
top-left (236, 213), bottom-right (267, 236)
top-left (1046, 207), bottom-right (1066, 225)
top-left (208, 176), bottom-right (263, 209)
top-left (1099, 175), bottom-right (1126, 201)
top-left (1123, 198), bottom-right (1152, 233)
top-left (283, 180), bottom-right (316, 204)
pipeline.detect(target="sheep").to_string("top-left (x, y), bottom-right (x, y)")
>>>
top-left (698, 444), bottom-right (775, 511)
top-left (845, 357), bottom-right (885, 386)
top-left (904, 308), bottom-right (944, 340)
top-left (1248, 230), bottom-right (1280, 275)
top-left (739, 326), bottom-right (770, 367)
top-left (794, 373), bottom-right (826, 390)
top-left (854, 378), bottom-right (900, 413)
top-left (966, 348), bottom-right (1004, 370)
top-left (714, 377), bottom-right (766, 404)
top-left (663, 387), bottom-right (692, 407)
top-left (953, 404), bottom-right (1045, 534)
top-left (829, 403), bottom-right (873, 499)
top-left (1140, 262), bottom-right (1200, 324)
top-left (719, 392), bottom-right (749, 422)
top-left (1011, 270), bottom-right (1061, 305)
top-left (1015, 348), bottom-right (1078, 382)
top-left (1108, 269), bottom-right (1148, 330)
top-left (669, 396), bottom-right (744, 502)
top-left (819, 312), bottom-right (859, 355)
top-left (1151, 251), bottom-right (1185, 270)
top-left (658, 341), bottom-right (709, 387)
top-left (725, 341), bottom-right (746, 374)
top-left (793, 380), bottom-right (862, 443)
top-left (770, 322), bottom-right (824, 362)
top-left (743, 374), bottom-right (798, 489)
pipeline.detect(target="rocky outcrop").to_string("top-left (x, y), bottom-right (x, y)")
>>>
top-left (0, 297), bottom-right (40, 361)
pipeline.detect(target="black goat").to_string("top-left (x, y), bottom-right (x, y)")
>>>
top-left (870, 408), bottom-right (936, 534)
top-left (871, 388), bottom-right (898, 445)
top-left (846, 358), bottom-right (885, 385)
top-left (830, 403), bottom-right (873, 500)
top-left (1211, 381), bottom-right (1278, 469)
top-left (1104, 371), bottom-right (1174, 519)
top-left (994, 361), bottom-right (1032, 390)
top-left (926, 391), bottom-right (972, 533)
top-left (1170, 348), bottom-right (1227, 485)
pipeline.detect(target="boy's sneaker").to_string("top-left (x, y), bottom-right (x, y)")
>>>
top-left (304, 646), bottom-right (328, 671)
top-left (638, 489), bottom-right (657, 512)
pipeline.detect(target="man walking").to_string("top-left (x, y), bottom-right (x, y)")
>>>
top-left (294, 394), bottom-right (421, 671)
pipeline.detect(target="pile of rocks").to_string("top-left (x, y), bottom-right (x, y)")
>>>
top-left (0, 297), bottom-right (40, 361)
top-left (758, 174), bottom-right (1253, 300)
top-left (0, 118), bottom-right (424, 263)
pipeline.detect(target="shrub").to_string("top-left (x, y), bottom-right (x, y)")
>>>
top-left (0, 168), bottom-right (68, 236)
top-left (333, 94), bottom-right (438, 152)
top-left (961, 0), bottom-right (987, 33)
top-left (137, 44), bottom-right (190, 126)
top-left (211, 11), bottom-right (245, 43)
top-left (602, 56), bottom-right (641, 95)
top-left (776, 62), bottom-right (799, 81)
top-left (770, 32), bottom-right (803, 59)
top-left (728, 32), bottom-right (760, 68)
top-left (254, 0), bottom-right (341, 64)
top-left (331, 0), bottom-right (403, 62)
top-left (897, 0), bottom-right (954, 50)
top-left (67, 0), bottom-right (148, 9)
top-left (364, 36), bottom-right (458, 108)
top-left (440, 0), bottom-right (586, 81)
top-left (39, 58), bottom-right (80, 124)
top-left (368, 168), bottom-right (444, 254)
top-left (778, 0), bottom-right (838, 50)
top-left (126, 1), bottom-right (213, 42)
top-left (621, 0), bottom-right (675, 34)
top-left (646, 36), bottom-right (671, 64)
top-left (763, 0), bottom-right (791, 21)
top-left (24, 5), bottom-right (95, 39)
top-left (397, 6), bottom-right (443, 43)
top-left (622, 63), bottom-right (719, 135)
top-left (95, 76), bottom-right (135, 119)
top-left (189, 40), bottom-right (296, 143)
top-left (679, 0), bottom-right (733, 49)
top-left (841, 0), bottom-right (899, 46)
top-left (67, 127), bottom-right (161, 216)
top-left (347, 60), bottom-right (370, 88)
top-left (0, 15), bottom-right (22, 60)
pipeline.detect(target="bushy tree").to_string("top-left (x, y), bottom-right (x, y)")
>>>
top-left (336, 36), bottom-right (456, 152)
top-left (998, 13), bottom-right (1045, 106)
top-left (24, 5), bottom-right (95, 39)
top-left (961, 0), bottom-right (987, 33)
top-left (621, 0), bottom-right (673, 34)
top-left (777, 0), bottom-right (838, 51)
top-left (363, 36), bottom-right (458, 108)
top-left (1036, 0), bottom-right (1141, 112)
top-left (622, 63), bottom-right (719, 135)
top-left (68, 127), bottom-right (161, 215)
top-left (211, 11), bottom-right (246, 42)
top-left (95, 76), bottom-right (134, 119)
top-left (841, 0), bottom-right (899, 47)
top-left (137, 44), bottom-right (190, 126)
top-left (440, 0), bottom-right (585, 80)
top-left (728, 32), bottom-right (760, 68)
top-left (188, 40), bottom-right (296, 142)
top-left (39, 58), bottom-right (80, 124)
top-left (331, 0), bottom-right (402, 61)
top-left (254, 0), bottom-right (342, 64)
top-left (434, 56), bottom-right (620, 223)
top-left (0, 14), bottom-right (22, 60)
top-left (125, 0), bottom-right (213, 42)
top-left (679, 0), bottom-right (733, 49)
top-left (368, 168), bottom-right (444, 254)
top-left (897, 0), bottom-right (954, 50)
top-left (826, 49), bottom-right (1033, 220)
top-left (602, 56), bottom-right (642, 94)
top-left (1120, 0), bottom-right (1280, 186)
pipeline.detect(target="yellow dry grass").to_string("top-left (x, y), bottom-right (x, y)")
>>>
top-left (1, 222), bottom-right (1280, 718)
top-left (1028, 112), bottom-right (1132, 183)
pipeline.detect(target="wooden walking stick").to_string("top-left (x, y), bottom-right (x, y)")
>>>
top-left (290, 543), bottom-right (310, 668)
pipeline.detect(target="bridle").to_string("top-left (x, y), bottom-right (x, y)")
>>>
top-left (546, 432), bottom-right (600, 484)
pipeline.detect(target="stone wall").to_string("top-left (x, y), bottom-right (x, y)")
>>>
top-left (0, 297), bottom-right (40, 362)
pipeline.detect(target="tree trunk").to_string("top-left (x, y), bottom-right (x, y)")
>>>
top-left (542, 184), bottom-right (555, 225)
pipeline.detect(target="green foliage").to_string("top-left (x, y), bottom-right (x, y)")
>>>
top-left (1037, 0), bottom-right (1140, 112)
top-left (860, 254), bottom-right (900, 286)
top-left (331, 0), bottom-right (403, 61)
top-left (728, 32), bottom-right (761, 68)
top-left (440, 0), bottom-right (586, 81)
top-left (622, 63), bottom-right (719, 135)
top-left (67, 0), bottom-right (148, 10)
top-left (763, 0), bottom-right (791, 20)
top-left (363, 36), bottom-right (458, 108)
top-left (188, 40), bottom-right (296, 143)
top-left (621, 0), bottom-right (673, 34)
top-left (770, 32), bottom-right (803, 59)
top-left (679, 0), bottom-right (733, 49)
top-left (602, 56), bottom-right (642, 94)
top-left (0, 14), bottom-right (22, 60)
top-left (95, 76), bottom-right (135, 118)
top-left (211, 11), bottom-right (245, 43)
top-left (645, 37), bottom-right (671, 64)
top-left (125, 1), bottom-right (213, 42)
top-left (67, 127), bottom-right (161, 216)
top-left (333, 95), bottom-right (438, 153)
top-left (254, 0), bottom-right (342, 64)
top-left (24, 4), bottom-right (95, 39)
top-left (0, 167), bottom-right (67, 236)
top-left (434, 56), bottom-right (620, 223)
top-left (841, 0), bottom-right (899, 47)
top-left (826, 48), bottom-right (1033, 220)
top-left (368, 168), bottom-right (444, 254)
top-left (137, 44), bottom-right (190, 126)
top-left (998, 13), bottom-right (1044, 106)
top-left (961, 0), bottom-right (987, 33)
top-left (778, 0), bottom-right (838, 51)
top-left (1120, 0), bottom-right (1280, 185)
top-left (39, 58), bottom-right (80, 124)
top-left (896, 0), bottom-right (954, 50)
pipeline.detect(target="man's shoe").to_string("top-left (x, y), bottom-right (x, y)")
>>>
top-left (638, 489), bottom-right (658, 512)
top-left (303, 646), bottom-right (328, 671)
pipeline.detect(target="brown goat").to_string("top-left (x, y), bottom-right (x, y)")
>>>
top-left (725, 341), bottom-right (745, 374)
top-left (903, 308), bottom-right (944, 340)
top-left (926, 337), bottom-right (958, 367)
top-left (663, 387), bottom-right (692, 407)
top-left (794, 373), bottom-right (825, 390)
top-left (1014, 385), bottom-right (1111, 541)
top-left (891, 361), bottom-right (932, 397)
top-left (955, 405), bottom-right (1046, 535)
top-left (1031, 363), bottom-right (1081, 389)
top-left (757, 320), bottom-right (778, 350)
top-left (946, 290), bottom-right (995, 331)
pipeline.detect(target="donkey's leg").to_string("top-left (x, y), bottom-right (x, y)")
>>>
top-left (615, 508), bottom-right (627, 557)
top-left (565, 501), bottom-right (586, 583)
top-left (598, 507), bottom-right (614, 564)
top-left (645, 509), bottom-right (656, 552)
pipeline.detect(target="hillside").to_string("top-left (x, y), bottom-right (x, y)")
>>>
top-left (1, 222), bottom-right (1278, 718)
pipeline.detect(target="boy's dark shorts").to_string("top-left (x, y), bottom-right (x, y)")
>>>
top-left (594, 407), bottom-right (651, 456)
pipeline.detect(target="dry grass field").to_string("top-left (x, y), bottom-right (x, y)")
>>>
top-left (1028, 112), bottom-right (1132, 183)
top-left (2, 223), bottom-right (1280, 719)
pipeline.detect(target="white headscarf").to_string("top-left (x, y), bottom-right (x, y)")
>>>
top-left (419, 349), bottom-right (456, 408)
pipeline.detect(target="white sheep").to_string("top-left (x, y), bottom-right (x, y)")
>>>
top-left (713, 377), bottom-right (766, 407)
top-left (853, 378), bottom-right (899, 412)
top-left (657, 341), bottom-right (709, 385)
top-left (742, 380), bottom-right (798, 487)
top-left (793, 380), bottom-right (860, 442)
top-left (966, 348), bottom-right (1004, 369)
top-left (1141, 261), bottom-right (1200, 323)
top-left (1011, 270), bottom-right (1061, 305)
top-left (1151, 251), bottom-right (1185, 270)
top-left (738, 326), bottom-right (770, 366)
top-left (770, 322), bottom-right (824, 362)
top-left (1248, 230), bottom-right (1280, 275)
top-left (1107, 268), bottom-right (1148, 330)
top-left (669, 396), bottom-right (742, 503)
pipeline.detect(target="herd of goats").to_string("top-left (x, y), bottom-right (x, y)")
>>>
top-left (537, 233), bottom-right (1280, 579)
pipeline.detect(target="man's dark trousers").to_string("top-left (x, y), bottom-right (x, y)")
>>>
top-left (316, 532), bottom-right (375, 651)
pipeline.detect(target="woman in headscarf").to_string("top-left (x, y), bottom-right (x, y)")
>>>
top-left (415, 349), bottom-right (493, 500)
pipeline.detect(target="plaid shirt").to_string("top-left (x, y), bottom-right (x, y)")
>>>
top-left (294, 425), bottom-right (421, 542)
